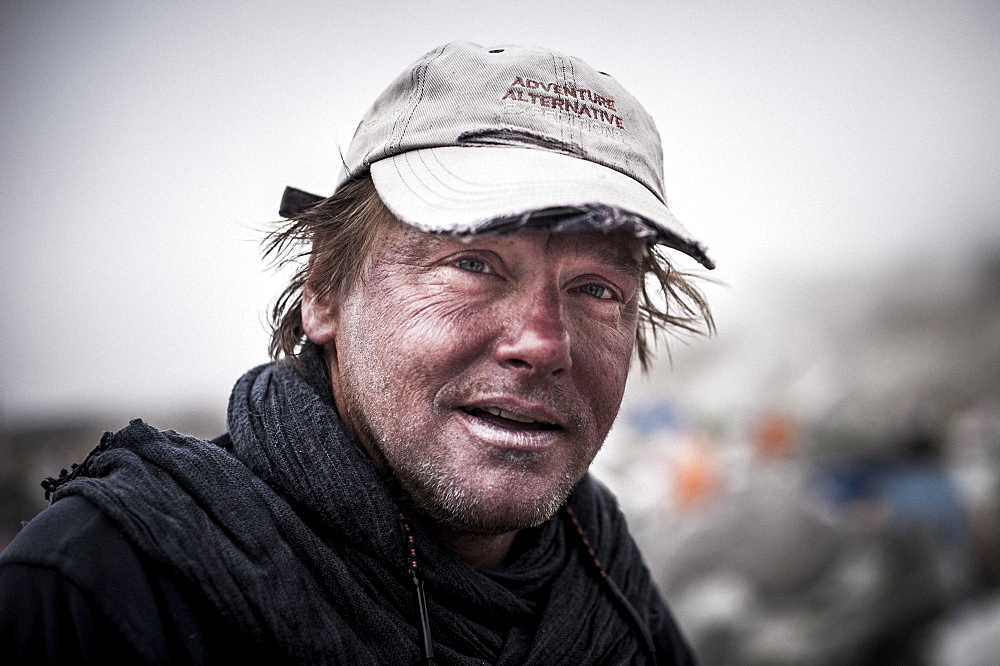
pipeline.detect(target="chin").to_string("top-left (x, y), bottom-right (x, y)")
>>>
top-left (404, 468), bottom-right (580, 536)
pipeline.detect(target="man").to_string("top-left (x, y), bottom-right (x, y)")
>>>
top-left (0, 42), bottom-right (712, 664)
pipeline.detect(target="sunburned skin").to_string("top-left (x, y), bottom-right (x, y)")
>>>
top-left (303, 216), bottom-right (643, 569)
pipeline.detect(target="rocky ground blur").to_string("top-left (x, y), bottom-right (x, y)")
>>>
top-left (595, 249), bottom-right (1000, 664)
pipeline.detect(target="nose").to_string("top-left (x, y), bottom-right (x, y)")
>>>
top-left (494, 288), bottom-right (572, 377)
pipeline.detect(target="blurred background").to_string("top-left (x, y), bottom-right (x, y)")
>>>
top-left (2, 1), bottom-right (999, 663)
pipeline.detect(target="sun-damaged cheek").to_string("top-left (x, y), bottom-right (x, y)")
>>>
top-left (568, 300), bottom-right (638, 349)
top-left (397, 273), bottom-right (506, 325)
top-left (569, 316), bottom-right (635, 402)
top-left (367, 288), bottom-right (498, 370)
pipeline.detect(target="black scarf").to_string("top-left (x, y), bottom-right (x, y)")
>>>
top-left (48, 348), bottom-right (662, 664)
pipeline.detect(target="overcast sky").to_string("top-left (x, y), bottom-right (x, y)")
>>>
top-left (2, 0), bottom-right (999, 425)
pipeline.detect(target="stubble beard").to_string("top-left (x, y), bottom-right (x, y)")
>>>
top-left (336, 369), bottom-right (595, 536)
top-left (395, 447), bottom-right (584, 535)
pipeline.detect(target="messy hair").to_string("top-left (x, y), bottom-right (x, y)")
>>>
top-left (263, 175), bottom-right (713, 372)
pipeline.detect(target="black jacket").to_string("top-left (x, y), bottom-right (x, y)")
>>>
top-left (1, 494), bottom-right (266, 663)
top-left (1, 488), bottom-right (694, 664)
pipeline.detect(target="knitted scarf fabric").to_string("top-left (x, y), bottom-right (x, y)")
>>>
top-left (49, 348), bottom-right (661, 664)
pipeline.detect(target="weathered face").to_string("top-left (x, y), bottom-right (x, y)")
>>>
top-left (304, 217), bottom-right (643, 535)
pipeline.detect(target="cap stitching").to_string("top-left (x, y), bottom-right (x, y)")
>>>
top-left (565, 57), bottom-right (580, 149)
top-left (549, 50), bottom-right (566, 149)
top-left (383, 44), bottom-right (448, 163)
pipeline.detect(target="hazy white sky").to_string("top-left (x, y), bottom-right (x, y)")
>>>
top-left (2, 0), bottom-right (999, 423)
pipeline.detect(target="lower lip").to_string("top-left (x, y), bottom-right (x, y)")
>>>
top-left (456, 409), bottom-right (563, 452)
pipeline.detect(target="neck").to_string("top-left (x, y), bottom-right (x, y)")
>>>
top-left (433, 527), bottom-right (518, 570)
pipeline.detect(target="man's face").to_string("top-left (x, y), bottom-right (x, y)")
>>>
top-left (309, 217), bottom-right (643, 535)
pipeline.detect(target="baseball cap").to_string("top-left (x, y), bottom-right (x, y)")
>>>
top-left (281, 41), bottom-right (714, 269)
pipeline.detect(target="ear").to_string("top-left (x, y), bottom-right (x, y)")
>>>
top-left (301, 284), bottom-right (339, 345)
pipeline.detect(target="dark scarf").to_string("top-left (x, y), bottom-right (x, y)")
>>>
top-left (47, 348), bottom-right (661, 664)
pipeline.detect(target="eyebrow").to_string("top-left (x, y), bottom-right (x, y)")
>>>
top-left (582, 238), bottom-right (645, 285)
top-left (385, 226), bottom-right (454, 263)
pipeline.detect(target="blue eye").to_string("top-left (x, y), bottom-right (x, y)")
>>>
top-left (580, 283), bottom-right (608, 299)
top-left (456, 257), bottom-right (486, 273)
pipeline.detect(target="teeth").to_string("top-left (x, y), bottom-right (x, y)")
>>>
top-left (483, 406), bottom-right (536, 423)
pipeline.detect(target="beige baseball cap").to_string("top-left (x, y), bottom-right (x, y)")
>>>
top-left (285, 41), bottom-right (713, 269)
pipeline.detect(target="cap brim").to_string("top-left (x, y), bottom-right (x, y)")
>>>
top-left (369, 146), bottom-right (714, 269)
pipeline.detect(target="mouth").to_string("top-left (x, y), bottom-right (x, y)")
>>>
top-left (459, 405), bottom-right (563, 432)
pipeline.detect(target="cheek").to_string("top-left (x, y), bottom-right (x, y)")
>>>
top-left (343, 283), bottom-right (495, 387)
top-left (569, 302), bottom-right (636, 366)
top-left (568, 312), bottom-right (636, 421)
